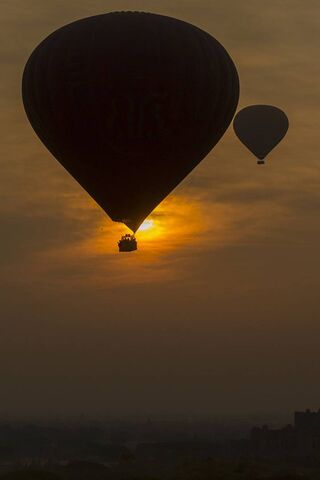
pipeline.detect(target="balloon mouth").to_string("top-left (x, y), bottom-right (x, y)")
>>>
top-left (115, 218), bottom-right (140, 233)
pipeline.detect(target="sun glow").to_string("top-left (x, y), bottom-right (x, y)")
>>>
top-left (38, 192), bottom-right (236, 287)
top-left (138, 219), bottom-right (154, 232)
top-left (61, 193), bottom-right (216, 265)
top-left (121, 194), bottom-right (209, 249)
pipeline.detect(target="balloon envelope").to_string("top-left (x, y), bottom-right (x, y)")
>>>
top-left (233, 105), bottom-right (289, 161)
top-left (22, 12), bottom-right (239, 232)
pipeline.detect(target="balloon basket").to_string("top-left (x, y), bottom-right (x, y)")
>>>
top-left (118, 234), bottom-right (137, 252)
top-left (257, 160), bottom-right (265, 165)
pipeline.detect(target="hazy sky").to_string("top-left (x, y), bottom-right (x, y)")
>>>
top-left (1, 0), bottom-right (320, 420)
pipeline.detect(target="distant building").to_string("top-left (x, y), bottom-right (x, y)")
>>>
top-left (295, 409), bottom-right (320, 432)
top-left (251, 409), bottom-right (320, 465)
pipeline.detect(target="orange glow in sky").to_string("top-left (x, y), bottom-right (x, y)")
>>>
top-left (137, 219), bottom-right (154, 232)
top-left (58, 193), bottom-right (213, 262)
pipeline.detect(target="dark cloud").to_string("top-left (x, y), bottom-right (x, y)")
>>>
top-left (0, 211), bottom-right (94, 265)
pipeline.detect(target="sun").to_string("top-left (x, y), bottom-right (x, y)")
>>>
top-left (135, 218), bottom-right (160, 240)
top-left (137, 219), bottom-right (154, 232)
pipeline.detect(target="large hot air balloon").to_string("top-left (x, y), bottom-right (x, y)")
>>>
top-left (22, 12), bottom-right (239, 246)
top-left (233, 105), bottom-right (289, 165)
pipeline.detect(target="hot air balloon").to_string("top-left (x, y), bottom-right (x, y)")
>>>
top-left (22, 12), bottom-right (239, 250)
top-left (233, 105), bottom-right (289, 165)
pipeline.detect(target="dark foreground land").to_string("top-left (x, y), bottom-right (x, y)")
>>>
top-left (1, 411), bottom-right (320, 480)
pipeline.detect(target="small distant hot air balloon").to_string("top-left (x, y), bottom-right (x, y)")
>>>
top-left (233, 105), bottom-right (289, 165)
top-left (22, 12), bottom-right (239, 251)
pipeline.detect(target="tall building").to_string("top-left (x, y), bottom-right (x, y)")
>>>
top-left (250, 410), bottom-right (320, 465)
top-left (295, 409), bottom-right (320, 432)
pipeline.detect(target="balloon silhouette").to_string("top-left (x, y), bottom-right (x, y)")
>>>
top-left (233, 105), bottom-right (289, 165)
top-left (22, 12), bottom-right (239, 232)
